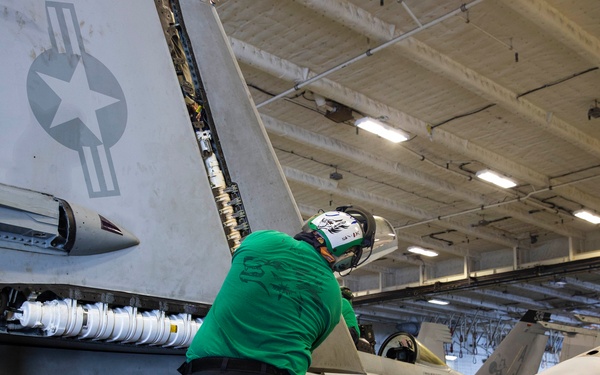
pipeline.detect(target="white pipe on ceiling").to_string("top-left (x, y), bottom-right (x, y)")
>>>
top-left (256, 0), bottom-right (485, 109)
top-left (283, 165), bottom-right (519, 248)
top-left (229, 37), bottom-right (600, 213)
top-left (263, 114), bottom-right (584, 239)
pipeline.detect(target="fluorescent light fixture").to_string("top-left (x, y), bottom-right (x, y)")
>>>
top-left (574, 209), bottom-right (600, 224)
top-left (355, 117), bottom-right (409, 143)
top-left (407, 246), bottom-right (438, 257)
top-left (554, 278), bottom-right (567, 287)
top-left (445, 355), bottom-right (458, 361)
top-left (427, 298), bottom-right (449, 305)
top-left (476, 169), bottom-right (517, 188)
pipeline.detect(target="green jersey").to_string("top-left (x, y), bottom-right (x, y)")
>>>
top-left (186, 230), bottom-right (342, 375)
top-left (341, 298), bottom-right (360, 339)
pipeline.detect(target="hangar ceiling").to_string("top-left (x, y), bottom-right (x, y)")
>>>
top-left (210, 0), bottom-right (600, 334)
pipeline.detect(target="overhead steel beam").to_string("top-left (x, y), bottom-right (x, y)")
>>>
top-left (509, 283), bottom-right (600, 306)
top-left (564, 277), bottom-right (600, 293)
top-left (229, 37), bottom-right (600, 214)
top-left (393, 231), bottom-right (474, 261)
top-left (295, 0), bottom-right (600, 175)
top-left (352, 256), bottom-right (600, 308)
top-left (255, 0), bottom-right (485, 109)
top-left (386, 252), bottom-right (436, 267)
top-left (360, 263), bottom-right (402, 275)
top-left (358, 299), bottom-right (517, 323)
top-left (262, 114), bottom-right (487, 204)
top-left (440, 293), bottom-right (532, 315)
top-left (500, 0), bottom-right (600, 67)
top-left (263, 114), bottom-right (583, 238)
top-left (283, 165), bottom-right (519, 248)
top-left (440, 294), bottom-right (575, 324)
top-left (469, 288), bottom-right (552, 310)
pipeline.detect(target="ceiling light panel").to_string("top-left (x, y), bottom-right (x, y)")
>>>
top-left (476, 169), bottom-right (517, 188)
top-left (355, 117), bottom-right (409, 143)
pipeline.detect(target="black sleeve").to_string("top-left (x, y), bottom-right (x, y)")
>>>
top-left (349, 327), bottom-right (359, 345)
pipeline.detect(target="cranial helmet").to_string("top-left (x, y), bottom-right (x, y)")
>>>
top-left (341, 286), bottom-right (354, 301)
top-left (303, 205), bottom-right (376, 272)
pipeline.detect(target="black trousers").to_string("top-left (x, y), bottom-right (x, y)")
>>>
top-left (180, 370), bottom-right (261, 375)
top-left (178, 357), bottom-right (290, 375)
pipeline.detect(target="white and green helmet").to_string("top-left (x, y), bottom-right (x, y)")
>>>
top-left (303, 205), bottom-right (376, 272)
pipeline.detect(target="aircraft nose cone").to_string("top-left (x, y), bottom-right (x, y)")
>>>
top-left (61, 200), bottom-right (140, 256)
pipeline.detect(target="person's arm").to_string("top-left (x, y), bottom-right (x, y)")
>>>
top-left (349, 326), bottom-right (359, 345)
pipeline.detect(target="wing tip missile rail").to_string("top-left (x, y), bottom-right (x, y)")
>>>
top-left (0, 182), bottom-right (139, 256)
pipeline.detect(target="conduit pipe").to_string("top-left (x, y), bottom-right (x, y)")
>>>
top-left (401, 1), bottom-right (422, 27)
top-left (231, 11), bottom-right (600, 213)
top-left (14, 299), bottom-right (202, 348)
top-left (395, 173), bottom-right (600, 231)
top-left (263, 114), bottom-right (583, 238)
top-left (298, 0), bottom-right (600, 164)
top-left (283, 165), bottom-right (518, 248)
top-left (236, 36), bottom-right (600, 213)
top-left (256, 0), bottom-right (485, 108)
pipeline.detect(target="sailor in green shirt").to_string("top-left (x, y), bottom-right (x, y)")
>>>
top-left (340, 286), bottom-right (360, 345)
top-left (179, 206), bottom-right (376, 375)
